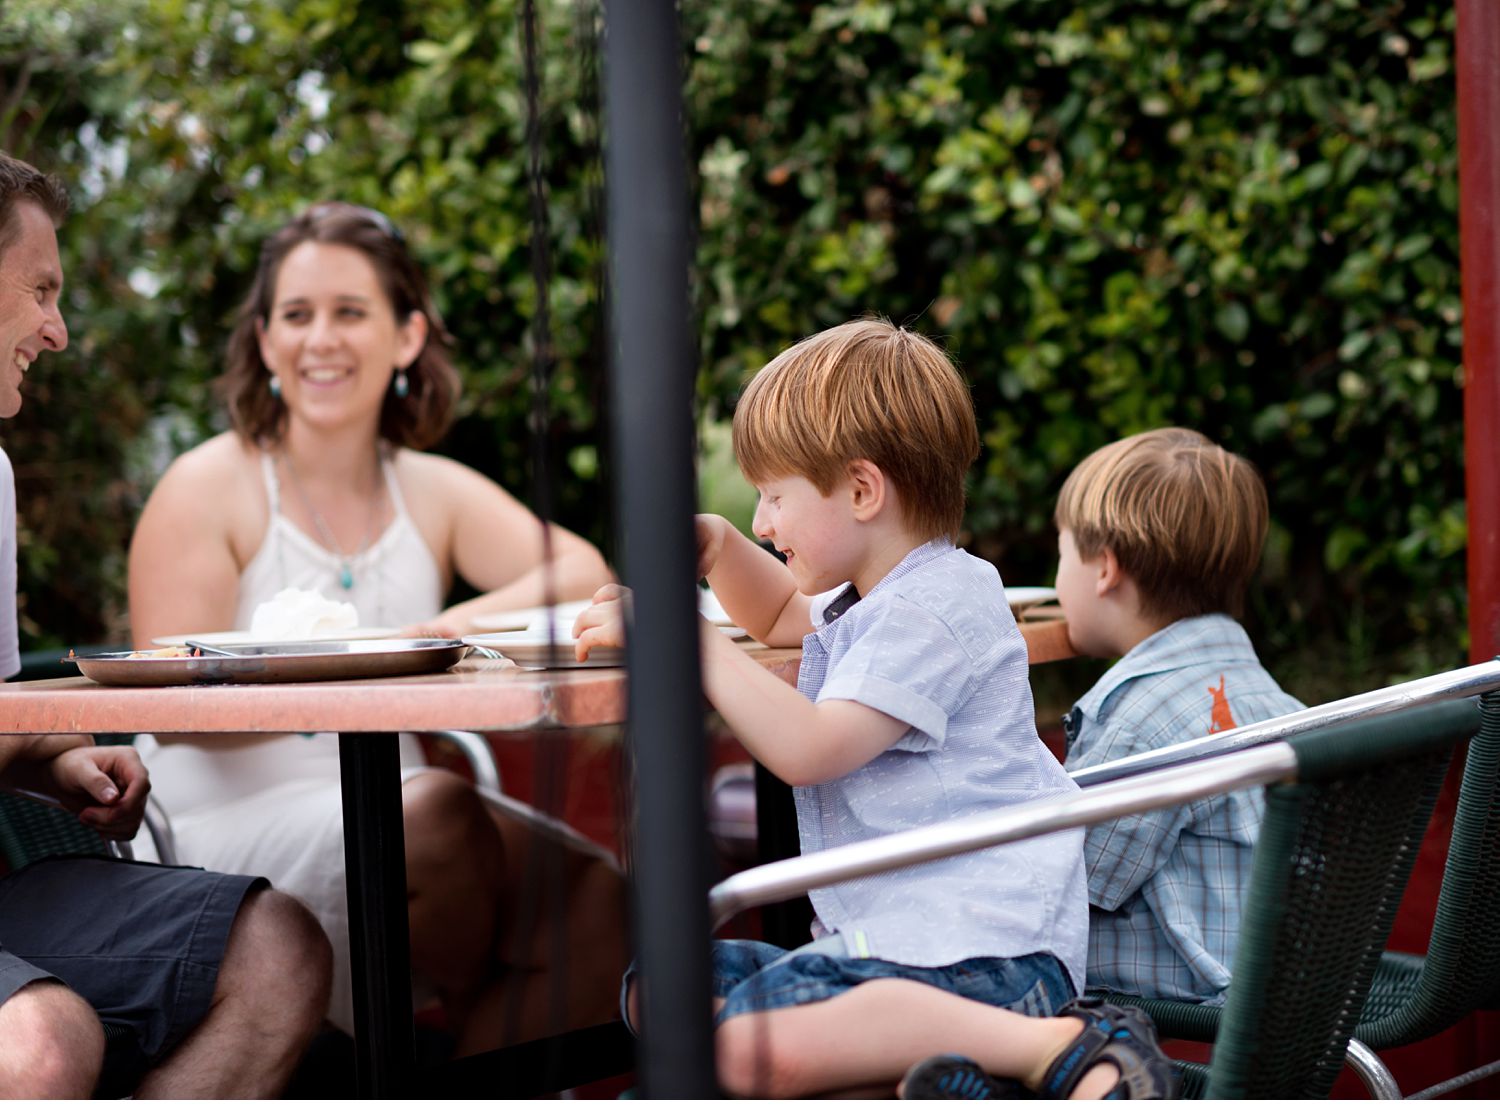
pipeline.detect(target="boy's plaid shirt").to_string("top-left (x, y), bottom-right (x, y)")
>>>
top-left (1062, 614), bottom-right (1304, 1003)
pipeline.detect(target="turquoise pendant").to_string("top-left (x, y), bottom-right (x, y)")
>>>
top-left (339, 564), bottom-right (355, 591)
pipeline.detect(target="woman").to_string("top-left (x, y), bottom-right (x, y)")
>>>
top-left (127, 202), bottom-right (624, 1053)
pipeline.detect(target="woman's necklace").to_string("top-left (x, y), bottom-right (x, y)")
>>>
top-left (281, 451), bottom-right (384, 591)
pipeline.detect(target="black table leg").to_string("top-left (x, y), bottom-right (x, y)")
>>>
top-left (339, 731), bottom-right (415, 1098)
top-left (752, 762), bottom-right (814, 949)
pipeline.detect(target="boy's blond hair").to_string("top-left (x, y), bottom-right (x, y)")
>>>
top-left (732, 319), bottom-right (980, 541)
top-left (1055, 428), bottom-right (1268, 622)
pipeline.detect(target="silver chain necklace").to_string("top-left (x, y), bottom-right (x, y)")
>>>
top-left (280, 451), bottom-right (384, 591)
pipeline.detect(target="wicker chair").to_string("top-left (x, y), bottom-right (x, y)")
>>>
top-left (1104, 698), bottom-right (1479, 1098)
top-left (1345, 686), bottom-right (1500, 1094)
top-left (0, 793), bottom-right (110, 868)
top-left (706, 698), bottom-right (1477, 1099)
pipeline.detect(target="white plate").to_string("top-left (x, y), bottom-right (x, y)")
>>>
top-left (1004, 586), bottom-right (1058, 609)
top-left (463, 632), bottom-right (624, 669)
top-left (468, 600), bottom-right (594, 634)
top-left (151, 626), bottom-right (402, 648)
top-left (464, 627), bottom-right (748, 668)
top-left (472, 594), bottom-right (741, 634)
top-left (698, 587), bottom-right (732, 624)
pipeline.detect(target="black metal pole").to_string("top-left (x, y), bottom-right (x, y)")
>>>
top-left (338, 730), bottom-right (415, 1098)
top-left (601, 0), bottom-right (717, 1099)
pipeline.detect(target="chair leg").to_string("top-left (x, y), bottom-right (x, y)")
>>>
top-left (1345, 1038), bottom-right (1401, 1099)
top-left (1403, 1058), bottom-right (1500, 1100)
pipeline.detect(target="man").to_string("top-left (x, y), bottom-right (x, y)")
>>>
top-left (0, 149), bottom-right (332, 1099)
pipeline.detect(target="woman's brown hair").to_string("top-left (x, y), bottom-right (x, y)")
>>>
top-left (219, 203), bottom-right (461, 449)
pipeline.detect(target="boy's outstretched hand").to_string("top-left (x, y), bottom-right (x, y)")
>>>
top-left (696, 514), bottom-right (730, 579)
top-left (572, 583), bottom-right (631, 662)
top-left (48, 745), bottom-right (151, 840)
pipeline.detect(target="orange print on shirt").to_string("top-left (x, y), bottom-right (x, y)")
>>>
top-left (1209, 674), bottom-right (1238, 734)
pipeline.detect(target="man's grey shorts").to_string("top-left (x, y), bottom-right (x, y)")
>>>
top-left (0, 855), bottom-right (265, 1088)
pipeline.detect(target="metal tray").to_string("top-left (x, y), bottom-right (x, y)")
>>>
top-left (67, 639), bottom-right (470, 687)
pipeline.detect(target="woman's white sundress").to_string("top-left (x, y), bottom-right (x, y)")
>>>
top-left (136, 448), bottom-right (446, 1033)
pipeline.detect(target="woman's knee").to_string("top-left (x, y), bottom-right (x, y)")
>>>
top-left (0, 982), bottom-right (104, 1098)
top-left (574, 851), bottom-right (626, 926)
top-left (402, 772), bottom-right (501, 871)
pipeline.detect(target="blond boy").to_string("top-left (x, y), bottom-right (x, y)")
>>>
top-left (1055, 428), bottom-right (1304, 1003)
top-left (575, 320), bottom-right (1174, 1098)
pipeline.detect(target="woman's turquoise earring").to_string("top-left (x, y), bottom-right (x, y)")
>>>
top-left (393, 370), bottom-right (410, 399)
top-left (269, 374), bottom-right (282, 399)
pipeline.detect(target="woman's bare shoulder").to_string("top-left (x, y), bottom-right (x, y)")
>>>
top-left (148, 432), bottom-right (263, 510)
top-left (393, 448), bottom-right (511, 500)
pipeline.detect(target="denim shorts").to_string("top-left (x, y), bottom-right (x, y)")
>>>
top-left (622, 934), bottom-right (1074, 1033)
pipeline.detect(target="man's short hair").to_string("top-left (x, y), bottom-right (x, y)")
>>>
top-left (732, 318), bottom-right (980, 541)
top-left (0, 150), bottom-right (69, 259)
top-left (1055, 427), bottom-right (1269, 622)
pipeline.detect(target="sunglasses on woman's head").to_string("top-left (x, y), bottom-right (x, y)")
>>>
top-left (304, 202), bottom-right (406, 244)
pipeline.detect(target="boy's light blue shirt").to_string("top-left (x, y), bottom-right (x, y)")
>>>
top-left (1062, 614), bottom-right (1304, 1003)
top-left (795, 539), bottom-right (1089, 996)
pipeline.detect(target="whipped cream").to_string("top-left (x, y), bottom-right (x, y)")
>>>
top-left (249, 587), bottom-right (359, 640)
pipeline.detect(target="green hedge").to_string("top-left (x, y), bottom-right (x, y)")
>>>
top-left (1, 0), bottom-right (1470, 688)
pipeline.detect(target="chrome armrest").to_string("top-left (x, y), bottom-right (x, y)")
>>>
top-left (709, 745), bottom-right (1299, 929)
top-left (423, 729), bottom-right (502, 793)
top-left (141, 795), bottom-right (179, 865)
top-left (1072, 659), bottom-right (1500, 786)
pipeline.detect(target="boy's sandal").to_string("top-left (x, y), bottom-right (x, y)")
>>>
top-left (1036, 997), bottom-right (1180, 1100)
top-left (898, 1055), bottom-right (1033, 1100)
top-left (897, 998), bottom-right (1177, 1100)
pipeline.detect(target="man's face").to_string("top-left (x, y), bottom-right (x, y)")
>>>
top-left (0, 200), bottom-right (68, 418)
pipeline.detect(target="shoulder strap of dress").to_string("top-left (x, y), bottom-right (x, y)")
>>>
top-left (259, 450), bottom-right (282, 515)
top-left (381, 449), bottom-right (413, 520)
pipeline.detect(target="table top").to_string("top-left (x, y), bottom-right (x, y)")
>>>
top-left (1018, 615), bottom-right (1074, 665)
top-left (0, 619), bottom-right (1071, 736)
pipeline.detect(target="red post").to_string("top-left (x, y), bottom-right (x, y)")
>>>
top-left (1460, 0), bottom-right (1500, 664)
top-left (1358, 11), bottom-right (1500, 1100)
top-left (1455, 0), bottom-right (1500, 1086)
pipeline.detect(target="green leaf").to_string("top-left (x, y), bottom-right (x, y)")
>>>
top-left (1215, 301), bottom-right (1250, 344)
top-left (1325, 526), bottom-right (1367, 572)
top-left (1292, 28), bottom-right (1327, 57)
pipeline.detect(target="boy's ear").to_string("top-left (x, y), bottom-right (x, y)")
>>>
top-left (846, 458), bottom-right (886, 522)
top-left (1096, 547), bottom-right (1127, 597)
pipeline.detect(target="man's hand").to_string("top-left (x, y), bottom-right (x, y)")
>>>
top-left (572, 583), bottom-right (632, 662)
top-left (47, 746), bottom-right (151, 840)
top-left (695, 514), bottom-right (731, 580)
